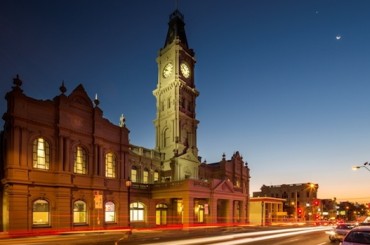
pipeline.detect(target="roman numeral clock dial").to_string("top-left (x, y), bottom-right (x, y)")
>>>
top-left (163, 63), bottom-right (173, 78)
top-left (180, 63), bottom-right (190, 78)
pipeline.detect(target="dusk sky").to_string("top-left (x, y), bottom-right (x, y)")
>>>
top-left (1, 0), bottom-right (370, 203)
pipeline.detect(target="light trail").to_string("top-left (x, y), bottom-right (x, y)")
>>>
top-left (141, 226), bottom-right (331, 245)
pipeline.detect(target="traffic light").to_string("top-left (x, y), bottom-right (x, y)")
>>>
top-left (298, 208), bottom-right (302, 214)
top-left (313, 200), bottom-right (319, 206)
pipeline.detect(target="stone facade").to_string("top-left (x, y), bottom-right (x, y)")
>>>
top-left (253, 183), bottom-right (319, 221)
top-left (0, 9), bottom-right (250, 235)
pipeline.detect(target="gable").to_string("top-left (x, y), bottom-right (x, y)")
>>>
top-left (68, 84), bottom-right (93, 108)
top-left (178, 150), bottom-right (200, 163)
top-left (212, 179), bottom-right (234, 193)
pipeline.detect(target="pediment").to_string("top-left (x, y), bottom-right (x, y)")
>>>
top-left (68, 84), bottom-right (93, 108)
top-left (178, 150), bottom-right (200, 163)
top-left (212, 179), bottom-right (234, 193)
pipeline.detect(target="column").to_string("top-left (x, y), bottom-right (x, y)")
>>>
top-left (182, 197), bottom-right (194, 230)
top-left (58, 136), bottom-right (64, 172)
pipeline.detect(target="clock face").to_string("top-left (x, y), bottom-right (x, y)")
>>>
top-left (163, 63), bottom-right (173, 78)
top-left (180, 63), bottom-right (190, 78)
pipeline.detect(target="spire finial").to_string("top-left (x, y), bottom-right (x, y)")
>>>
top-left (119, 114), bottom-right (126, 127)
top-left (13, 74), bottom-right (22, 87)
top-left (59, 80), bottom-right (67, 94)
top-left (94, 93), bottom-right (100, 107)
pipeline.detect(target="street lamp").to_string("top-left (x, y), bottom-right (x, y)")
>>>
top-left (352, 162), bottom-right (370, 172)
top-left (125, 178), bottom-right (132, 230)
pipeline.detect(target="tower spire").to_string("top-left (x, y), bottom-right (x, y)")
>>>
top-left (164, 8), bottom-right (188, 48)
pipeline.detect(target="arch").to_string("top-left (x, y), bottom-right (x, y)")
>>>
top-left (32, 137), bottom-right (50, 170)
top-left (32, 199), bottom-right (50, 226)
top-left (155, 203), bottom-right (168, 225)
top-left (143, 168), bottom-right (149, 184)
top-left (153, 170), bottom-right (159, 183)
top-left (105, 201), bottom-right (116, 222)
top-left (74, 146), bottom-right (87, 174)
top-left (131, 166), bottom-right (138, 182)
top-left (105, 152), bottom-right (116, 178)
top-left (73, 200), bottom-right (87, 224)
top-left (130, 202), bottom-right (145, 222)
top-left (163, 128), bottom-right (170, 148)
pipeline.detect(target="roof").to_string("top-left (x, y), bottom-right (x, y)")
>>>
top-left (164, 9), bottom-right (188, 48)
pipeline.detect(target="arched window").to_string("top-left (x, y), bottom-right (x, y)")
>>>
top-left (73, 200), bottom-right (87, 224)
top-left (131, 167), bottom-right (137, 183)
top-left (143, 169), bottom-right (149, 184)
top-left (163, 128), bottom-right (170, 147)
top-left (105, 201), bottom-right (116, 222)
top-left (153, 171), bottom-right (159, 182)
top-left (130, 202), bottom-right (145, 222)
top-left (105, 153), bottom-right (116, 178)
top-left (156, 203), bottom-right (168, 225)
top-left (33, 138), bottom-right (50, 170)
top-left (74, 146), bottom-right (87, 174)
top-left (32, 199), bottom-right (50, 225)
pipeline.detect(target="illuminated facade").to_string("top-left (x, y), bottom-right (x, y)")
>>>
top-left (0, 9), bottom-right (250, 235)
top-left (253, 183), bottom-right (319, 221)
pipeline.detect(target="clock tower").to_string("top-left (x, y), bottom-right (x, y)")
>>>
top-left (153, 9), bottom-right (200, 181)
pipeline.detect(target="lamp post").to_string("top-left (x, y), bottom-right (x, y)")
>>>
top-left (352, 162), bottom-right (370, 172)
top-left (125, 178), bottom-right (132, 230)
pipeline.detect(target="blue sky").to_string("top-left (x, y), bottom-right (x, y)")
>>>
top-left (1, 0), bottom-right (370, 203)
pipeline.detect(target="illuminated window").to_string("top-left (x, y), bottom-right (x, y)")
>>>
top-left (156, 203), bottom-right (168, 225)
top-left (130, 202), bottom-right (145, 222)
top-left (32, 199), bottom-right (50, 225)
top-left (105, 201), bottom-right (116, 222)
top-left (131, 167), bottom-right (137, 182)
top-left (105, 153), bottom-right (116, 178)
top-left (33, 138), bottom-right (50, 170)
top-left (74, 146), bottom-right (87, 174)
top-left (73, 200), bottom-right (87, 224)
top-left (195, 204), bottom-right (204, 223)
top-left (154, 171), bottom-right (159, 182)
top-left (143, 169), bottom-right (149, 183)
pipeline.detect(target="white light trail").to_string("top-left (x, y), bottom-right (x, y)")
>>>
top-left (141, 226), bottom-right (330, 245)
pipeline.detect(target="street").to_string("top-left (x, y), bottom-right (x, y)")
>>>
top-left (0, 226), bottom-right (334, 245)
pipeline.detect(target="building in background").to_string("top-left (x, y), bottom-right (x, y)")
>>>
top-left (249, 197), bottom-right (286, 226)
top-left (0, 9), bottom-right (250, 235)
top-left (253, 183), bottom-right (319, 221)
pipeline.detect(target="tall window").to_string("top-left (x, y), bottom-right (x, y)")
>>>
top-left (105, 201), bottom-right (116, 222)
top-left (33, 138), bottom-right (50, 170)
top-left (105, 153), bottom-right (116, 178)
top-left (73, 200), bottom-right (87, 224)
top-left (143, 169), bottom-right (149, 184)
top-left (154, 171), bottom-right (159, 182)
top-left (74, 146), bottom-right (87, 174)
top-left (130, 202), bottom-right (145, 222)
top-left (163, 128), bottom-right (170, 147)
top-left (33, 199), bottom-right (50, 225)
top-left (131, 167), bottom-right (137, 182)
top-left (156, 203), bottom-right (168, 225)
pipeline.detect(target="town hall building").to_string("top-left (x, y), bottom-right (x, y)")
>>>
top-left (0, 9), bottom-right (250, 235)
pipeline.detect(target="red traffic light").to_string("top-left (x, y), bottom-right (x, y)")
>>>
top-left (313, 200), bottom-right (319, 206)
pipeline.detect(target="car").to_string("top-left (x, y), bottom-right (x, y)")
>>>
top-left (341, 226), bottom-right (370, 245)
top-left (327, 223), bottom-right (356, 242)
